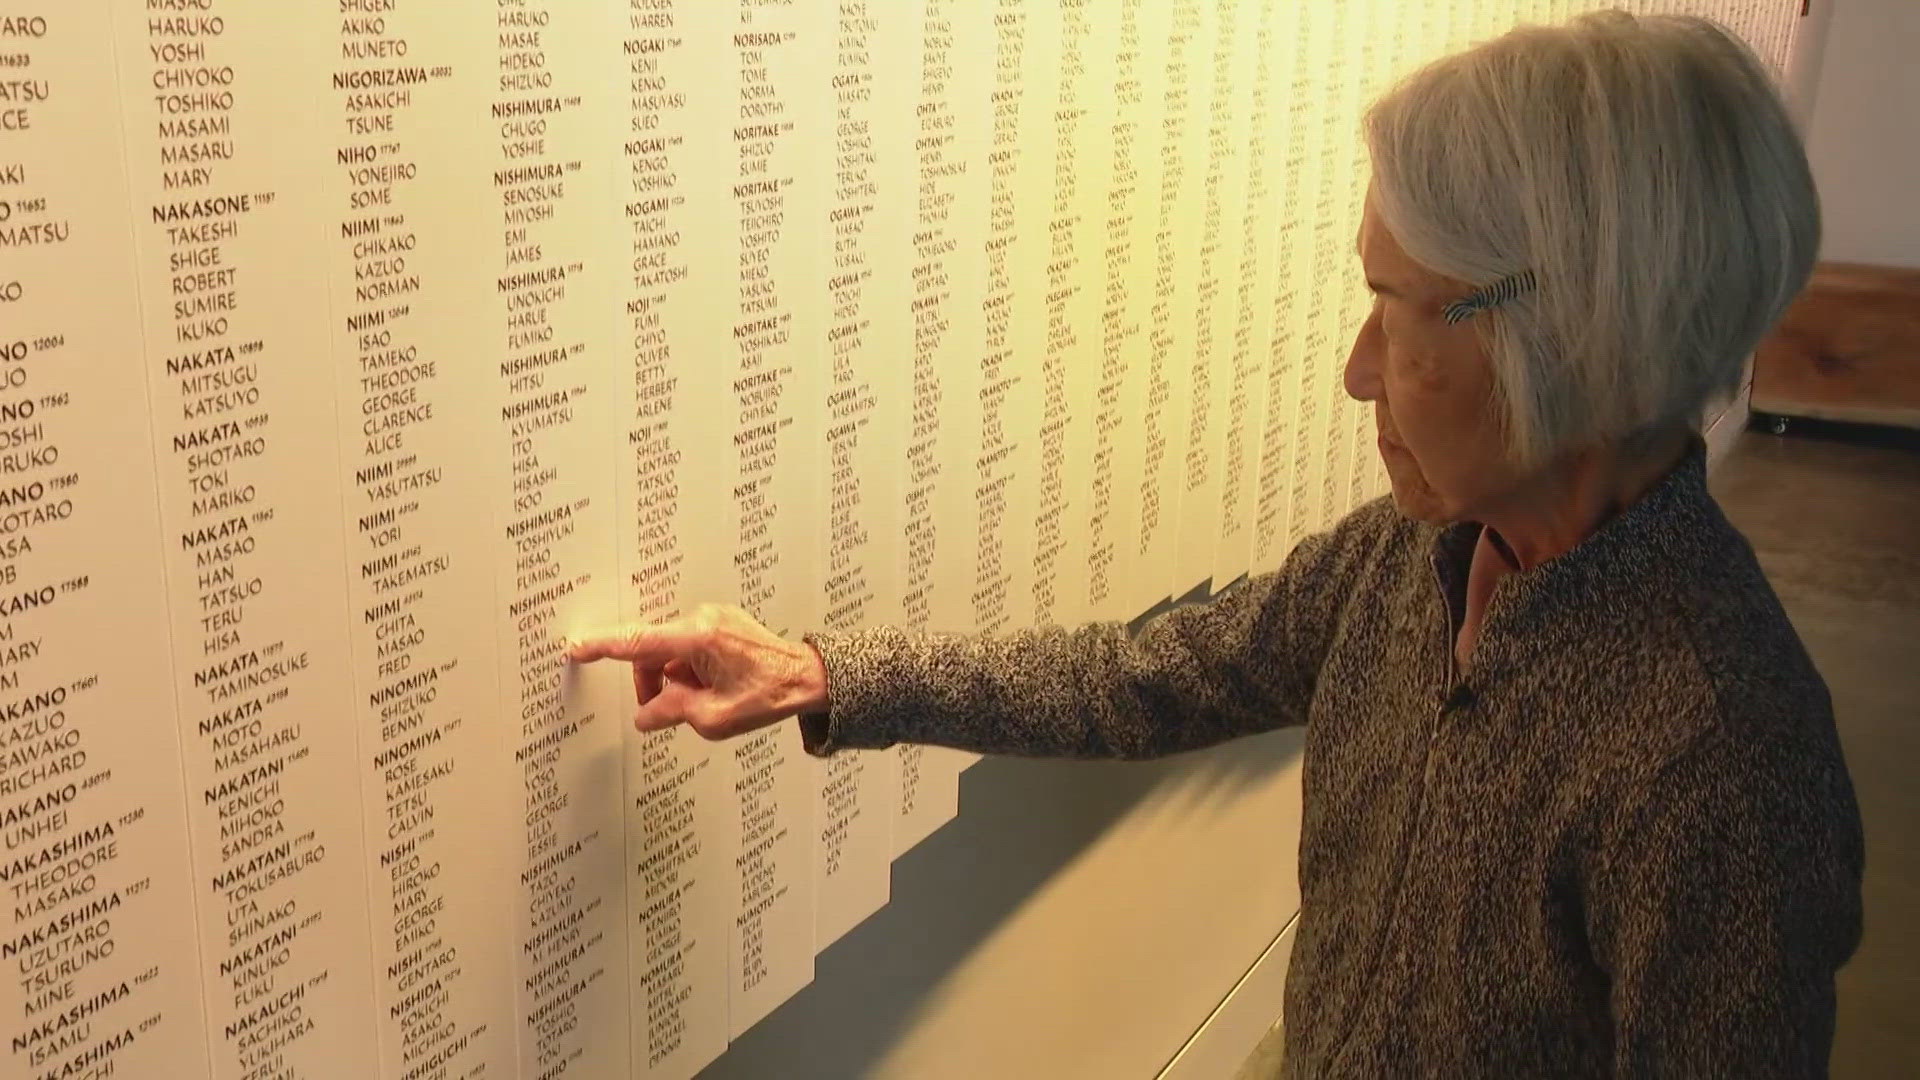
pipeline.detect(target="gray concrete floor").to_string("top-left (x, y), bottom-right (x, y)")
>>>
top-left (1235, 424), bottom-right (1920, 1077)
top-left (1715, 423), bottom-right (1920, 1078)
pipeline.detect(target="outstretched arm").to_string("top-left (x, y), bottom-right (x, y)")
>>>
top-left (570, 511), bottom-right (1372, 760)
top-left (797, 536), bottom-right (1342, 759)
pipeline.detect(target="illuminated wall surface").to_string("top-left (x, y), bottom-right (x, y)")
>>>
top-left (1, 1), bottom-right (1799, 1077)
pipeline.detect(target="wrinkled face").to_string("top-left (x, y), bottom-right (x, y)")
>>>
top-left (1346, 193), bottom-right (1530, 524)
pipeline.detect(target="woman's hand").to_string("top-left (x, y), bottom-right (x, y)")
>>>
top-left (566, 604), bottom-right (828, 738)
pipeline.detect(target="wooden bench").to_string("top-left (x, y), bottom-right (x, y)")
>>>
top-left (1753, 261), bottom-right (1920, 432)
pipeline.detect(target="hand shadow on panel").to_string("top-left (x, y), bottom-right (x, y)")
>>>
top-left (698, 577), bottom-right (1305, 1079)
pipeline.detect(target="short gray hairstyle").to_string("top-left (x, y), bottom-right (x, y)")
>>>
top-left (1364, 11), bottom-right (1820, 466)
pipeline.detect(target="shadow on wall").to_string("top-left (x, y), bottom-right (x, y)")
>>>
top-left (699, 578), bottom-right (1305, 1079)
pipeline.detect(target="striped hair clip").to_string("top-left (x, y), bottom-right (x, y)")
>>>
top-left (1442, 269), bottom-right (1538, 325)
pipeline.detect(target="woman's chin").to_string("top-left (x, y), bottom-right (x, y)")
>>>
top-left (1384, 469), bottom-right (1454, 525)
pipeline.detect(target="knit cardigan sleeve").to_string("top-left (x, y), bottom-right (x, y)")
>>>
top-left (796, 510), bottom-right (1379, 760)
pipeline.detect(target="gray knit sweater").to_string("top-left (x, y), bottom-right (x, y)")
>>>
top-left (801, 447), bottom-right (1863, 1078)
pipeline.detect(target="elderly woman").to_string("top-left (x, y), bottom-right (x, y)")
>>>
top-left (573, 12), bottom-right (1862, 1077)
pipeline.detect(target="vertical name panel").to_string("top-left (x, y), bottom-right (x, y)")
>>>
top-left (483, 1), bottom-right (632, 1075)
top-left (974, 0), bottom-right (1043, 640)
top-left (1250, 0), bottom-right (1312, 572)
top-left (1212, 0), bottom-right (1281, 588)
top-left (609, 2), bottom-right (731, 1076)
top-left (0, 7), bottom-right (212, 1078)
top-left (108, 1), bottom-right (383, 1075)
top-left (322, 7), bottom-right (521, 1077)
top-left (891, 0), bottom-right (997, 850)
top-left (1082, 0), bottom-right (1170, 621)
top-left (812, 0), bottom-right (916, 949)
top-left (1171, 0), bottom-right (1245, 598)
top-left (1135, 0), bottom-right (1214, 610)
top-left (1283, 3), bottom-right (1335, 543)
top-left (719, 0), bottom-right (825, 1034)
top-left (1030, 0), bottom-right (1114, 630)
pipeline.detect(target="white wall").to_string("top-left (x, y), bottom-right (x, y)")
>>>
top-left (1804, 0), bottom-right (1920, 268)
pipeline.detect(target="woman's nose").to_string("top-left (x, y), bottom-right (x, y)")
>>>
top-left (1344, 311), bottom-right (1385, 402)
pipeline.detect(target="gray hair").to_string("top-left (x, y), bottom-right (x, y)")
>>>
top-left (1364, 11), bottom-right (1820, 467)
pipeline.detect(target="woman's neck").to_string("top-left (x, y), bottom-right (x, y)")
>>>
top-left (1453, 429), bottom-right (1690, 669)
top-left (1475, 429), bottom-right (1692, 571)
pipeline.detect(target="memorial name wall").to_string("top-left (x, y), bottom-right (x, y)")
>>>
top-left (0, 1), bottom-right (1801, 1077)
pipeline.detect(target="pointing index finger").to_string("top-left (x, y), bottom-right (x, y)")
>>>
top-left (566, 625), bottom-right (700, 666)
